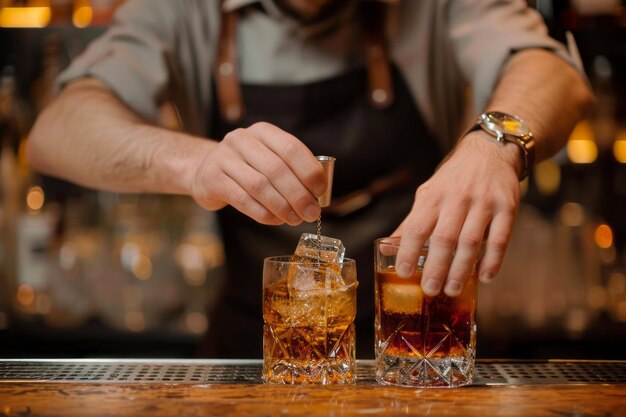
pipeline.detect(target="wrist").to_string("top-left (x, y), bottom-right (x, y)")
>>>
top-left (150, 129), bottom-right (217, 195)
top-left (461, 130), bottom-right (524, 179)
top-left (466, 111), bottom-right (536, 180)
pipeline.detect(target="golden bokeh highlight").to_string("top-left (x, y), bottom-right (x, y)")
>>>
top-left (0, 6), bottom-right (51, 27)
top-left (17, 284), bottom-right (35, 306)
top-left (72, 5), bottom-right (92, 27)
top-left (125, 311), bottom-right (145, 332)
top-left (567, 121), bottom-right (597, 164)
top-left (534, 159), bottom-right (561, 195)
top-left (186, 312), bottom-right (208, 334)
top-left (559, 202), bottom-right (585, 227)
top-left (26, 186), bottom-right (45, 212)
top-left (594, 224), bottom-right (613, 249)
top-left (613, 139), bottom-right (626, 163)
top-left (131, 254), bottom-right (152, 280)
top-left (567, 139), bottom-right (598, 164)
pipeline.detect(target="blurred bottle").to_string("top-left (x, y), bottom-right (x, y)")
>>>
top-left (31, 32), bottom-right (63, 113)
top-left (0, 65), bottom-right (31, 321)
top-left (42, 196), bottom-right (96, 328)
top-left (1, 67), bottom-right (20, 309)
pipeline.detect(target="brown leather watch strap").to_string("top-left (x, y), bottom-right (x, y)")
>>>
top-left (215, 9), bottom-right (244, 123)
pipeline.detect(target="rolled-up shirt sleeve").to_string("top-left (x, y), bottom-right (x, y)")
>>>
top-left (448, 0), bottom-right (582, 112)
top-left (57, 0), bottom-right (180, 123)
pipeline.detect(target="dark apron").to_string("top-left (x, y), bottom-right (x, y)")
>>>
top-left (203, 63), bottom-right (442, 359)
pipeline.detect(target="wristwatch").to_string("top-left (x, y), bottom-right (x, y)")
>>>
top-left (468, 111), bottom-right (536, 180)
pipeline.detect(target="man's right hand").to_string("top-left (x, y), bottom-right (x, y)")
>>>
top-left (28, 80), bottom-right (326, 226)
top-left (189, 122), bottom-right (327, 226)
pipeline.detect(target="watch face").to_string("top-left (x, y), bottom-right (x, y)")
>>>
top-left (483, 112), bottom-right (530, 137)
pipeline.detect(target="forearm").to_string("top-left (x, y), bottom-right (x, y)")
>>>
top-left (484, 48), bottom-right (593, 162)
top-left (27, 78), bottom-right (214, 194)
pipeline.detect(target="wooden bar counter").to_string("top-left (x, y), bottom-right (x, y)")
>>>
top-left (1, 359), bottom-right (625, 416)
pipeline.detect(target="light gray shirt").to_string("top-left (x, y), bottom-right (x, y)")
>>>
top-left (58, 0), bottom-right (580, 151)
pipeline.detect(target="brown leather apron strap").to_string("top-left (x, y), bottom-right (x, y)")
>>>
top-left (215, 8), bottom-right (244, 123)
top-left (360, 2), bottom-right (394, 109)
top-left (213, 3), bottom-right (394, 124)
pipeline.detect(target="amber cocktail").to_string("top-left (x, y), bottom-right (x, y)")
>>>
top-left (262, 256), bottom-right (357, 384)
top-left (375, 237), bottom-right (478, 387)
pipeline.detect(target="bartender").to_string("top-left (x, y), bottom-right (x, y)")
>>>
top-left (26, 0), bottom-right (591, 358)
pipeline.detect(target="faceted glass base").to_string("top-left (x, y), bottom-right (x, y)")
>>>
top-left (374, 322), bottom-right (477, 387)
top-left (375, 351), bottom-right (476, 387)
top-left (263, 323), bottom-right (356, 385)
top-left (263, 358), bottom-right (356, 385)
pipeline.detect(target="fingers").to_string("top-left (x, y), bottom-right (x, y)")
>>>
top-left (216, 123), bottom-right (326, 224)
top-left (395, 186), bottom-right (515, 298)
top-left (419, 208), bottom-right (466, 297)
top-left (222, 159), bottom-right (302, 225)
top-left (215, 175), bottom-right (282, 225)
top-left (391, 131), bottom-right (521, 297)
top-left (394, 190), bottom-right (437, 279)
top-left (443, 207), bottom-right (490, 296)
top-left (233, 125), bottom-right (325, 225)
top-left (478, 209), bottom-right (515, 284)
top-left (250, 122), bottom-right (327, 197)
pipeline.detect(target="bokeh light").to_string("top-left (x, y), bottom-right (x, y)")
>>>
top-left (594, 224), bottom-right (613, 249)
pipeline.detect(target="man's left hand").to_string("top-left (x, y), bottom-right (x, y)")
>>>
top-left (392, 130), bottom-right (523, 297)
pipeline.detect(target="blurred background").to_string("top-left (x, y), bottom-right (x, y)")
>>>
top-left (0, 0), bottom-right (625, 359)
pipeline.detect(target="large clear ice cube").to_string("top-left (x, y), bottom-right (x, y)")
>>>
top-left (293, 233), bottom-right (345, 263)
top-left (289, 262), bottom-right (322, 292)
top-left (286, 233), bottom-right (350, 326)
top-left (285, 261), bottom-right (353, 327)
top-left (286, 263), bottom-right (326, 327)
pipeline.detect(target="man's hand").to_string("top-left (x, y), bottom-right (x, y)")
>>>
top-left (27, 80), bottom-right (327, 227)
top-left (189, 122), bottom-right (327, 226)
top-left (393, 131), bottom-right (522, 297)
top-left (392, 48), bottom-right (592, 298)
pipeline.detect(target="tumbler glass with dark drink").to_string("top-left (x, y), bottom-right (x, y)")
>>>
top-left (374, 236), bottom-right (478, 387)
top-left (262, 253), bottom-right (357, 384)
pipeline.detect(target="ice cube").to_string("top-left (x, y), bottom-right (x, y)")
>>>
top-left (294, 233), bottom-right (345, 263)
top-left (284, 261), bottom-right (355, 327)
top-left (323, 262), bottom-right (349, 292)
top-left (287, 263), bottom-right (326, 326)
top-left (289, 262), bottom-right (323, 292)
top-left (325, 272), bottom-right (357, 324)
top-left (382, 283), bottom-right (422, 315)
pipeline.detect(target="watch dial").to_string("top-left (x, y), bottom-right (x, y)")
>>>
top-left (485, 112), bottom-right (530, 136)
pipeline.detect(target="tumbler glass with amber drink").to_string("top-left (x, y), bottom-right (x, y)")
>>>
top-left (375, 237), bottom-right (478, 387)
top-left (262, 235), bottom-right (357, 384)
